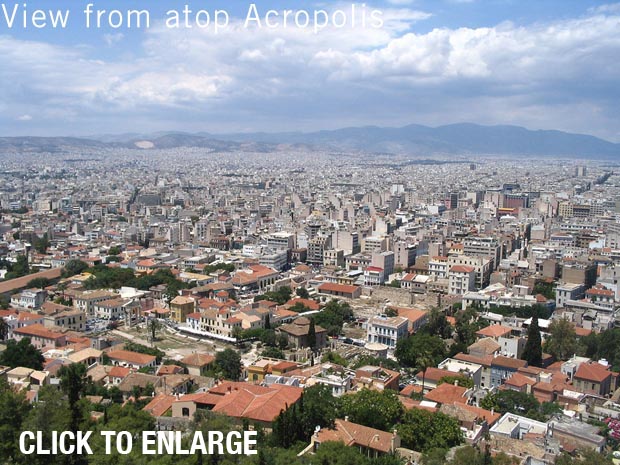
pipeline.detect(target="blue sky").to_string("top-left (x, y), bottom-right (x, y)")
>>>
top-left (1, 0), bottom-right (620, 141)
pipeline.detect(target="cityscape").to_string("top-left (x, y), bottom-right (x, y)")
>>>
top-left (3, 0), bottom-right (620, 464)
top-left (0, 138), bottom-right (619, 464)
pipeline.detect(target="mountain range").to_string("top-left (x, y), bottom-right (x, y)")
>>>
top-left (1, 123), bottom-right (619, 158)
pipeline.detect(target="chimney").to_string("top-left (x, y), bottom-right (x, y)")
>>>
top-left (344, 416), bottom-right (349, 422)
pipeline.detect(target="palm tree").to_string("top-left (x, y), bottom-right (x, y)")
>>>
top-left (418, 354), bottom-right (434, 394)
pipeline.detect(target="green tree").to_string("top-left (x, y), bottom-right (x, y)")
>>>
top-left (33, 233), bottom-right (50, 254)
top-left (339, 388), bottom-right (403, 431)
top-left (296, 287), bottom-right (310, 299)
top-left (480, 390), bottom-right (540, 419)
top-left (308, 318), bottom-right (317, 351)
top-left (58, 363), bottom-right (88, 432)
top-left (455, 307), bottom-right (485, 347)
top-left (299, 384), bottom-right (340, 440)
top-left (395, 333), bottom-right (446, 369)
top-left (108, 246), bottom-right (122, 256)
top-left (424, 308), bottom-right (452, 339)
top-left (61, 259), bottom-right (88, 278)
top-left (544, 317), bottom-right (577, 361)
top-left (27, 277), bottom-right (51, 289)
top-left (522, 314), bottom-right (542, 367)
top-left (148, 318), bottom-right (162, 342)
top-left (261, 346), bottom-right (285, 359)
top-left (0, 379), bottom-right (31, 463)
top-left (0, 318), bottom-right (8, 341)
top-left (215, 348), bottom-right (242, 380)
top-left (399, 408), bottom-right (463, 453)
top-left (0, 338), bottom-right (45, 370)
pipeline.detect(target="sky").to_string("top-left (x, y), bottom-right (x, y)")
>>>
top-left (1, 0), bottom-right (620, 141)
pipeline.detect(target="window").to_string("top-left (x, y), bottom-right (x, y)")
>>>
top-left (182, 407), bottom-right (190, 417)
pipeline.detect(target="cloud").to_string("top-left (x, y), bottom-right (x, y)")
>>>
top-left (17, 114), bottom-right (32, 121)
top-left (103, 32), bottom-right (124, 46)
top-left (1, 4), bottom-right (620, 141)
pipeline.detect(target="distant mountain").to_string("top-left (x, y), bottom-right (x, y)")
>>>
top-left (209, 123), bottom-right (620, 158)
top-left (1, 123), bottom-right (619, 158)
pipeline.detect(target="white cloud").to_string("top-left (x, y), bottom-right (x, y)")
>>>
top-left (17, 114), bottom-right (32, 121)
top-left (1, 5), bottom-right (620, 140)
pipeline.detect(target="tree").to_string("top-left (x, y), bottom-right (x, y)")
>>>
top-left (299, 384), bottom-right (340, 440)
top-left (395, 333), bottom-right (446, 369)
top-left (522, 314), bottom-right (542, 367)
top-left (215, 348), bottom-right (242, 380)
top-left (58, 363), bottom-right (88, 432)
top-left (339, 388), bottom-right (403, 431)
top-left (308, 318), bottom-right (317, 351)
top-left (261, 346), bottom-right (285, 359)
top-left (0, 338), bottom-right (45, 370)
top-left (108, 246), bottom-right (122, 256)
top-left (544, 317), bottom-right (577, 361)
top-left (62, 259), bottom-right (88, 278)
top-left (424, 308), bottom-right (452, 339)
top-left (480, 390), bottom-right (540, 419)
top-left (148, 318), bottom-right (162, 342)
top-left (455, 307), bottom-right (485, 347)
top-left (33, 233), bottom-right (50, 254)
top-left (27, 277), bottom-right (51, 289)
top-left (296, 287), bottom-right (309, 299)
top-left (0, 318), bottom-right (8, 341)
top-left (0, 379), bottom-right (31, 462)
top-left (399, 408), bottom-right (463, 453)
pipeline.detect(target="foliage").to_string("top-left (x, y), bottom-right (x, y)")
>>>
top-left (296, 287), bottom-right (309, 299)
top-left (577, 327), bottom-right (620, 370)
top-left (148, 318), bottom-right (162, 342)
top-left (215, 348), bottom-right (242, 380)
top-left (26, 277), bottom-right (52, 288)
top-left (522, 315), bottom-right (542, 367)
top-left (33, 233), bottom-right (50, 254)
top-left (5, 254), bottom-right (29, 280)
top-left (308, 318), bottom-right (317, 350)
top-left (437, 375), bottom-right (474, 389)
top-left (395, 333), bottom-right (446, 369)
top-left (0, 379), bottom-right (32, 462)
top-left (61, 259), bottom-right (89, 278)
top-left (533, 280), bottom-right (555, 300)
top-left (313, 300), bottom-right (354, 336)
top-left (544, 317), bottom-right (577, 361)
top-left (321, 351), bottom-right (348, 367)
top-left (423, 308), bottom-right (453, 339)
top-left (554, 450), bottom-right (613, 465)
top-left (255, 287), bottom-right (292, 305)
top-left (399, 408), bottom-right (463, 453)
top-left (273, 384), bottom-right (341, 447)
top-left (489, 304), bottom-right (552, 320)
top-left (479, 390), bottom-right (554, 421)
top-left (0, 337), bottom-right (45, 370)
top-left (261, 346), bottom-right (285, 359)
top-left (339, 388), bottom-right (403, 431)
top-left (108, 246), bottom-right (122, 256)
top-left (454, 305), bottom-right (487, 347)
top-left (58, 363), bottom-right (88, 431)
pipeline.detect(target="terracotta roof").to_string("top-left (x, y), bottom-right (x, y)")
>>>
top-left (108, 366), bottom-right (131, 379)
top-left (424, 383), bottom-right (468, 405)
top-left (210, 383), bottom-right (302, 423)
top-left (574, 362), bottom-right (612, 383)
top-left (180, 353), bottom-right (215, 367)
top-left (450, 265), bottom-right (475, 273)
top-left (14, 323), bottom-right (64, 340)
top-left (143, 394), bottom-right (176, 417)
top-left (318, 282), bottom-right (359, 294)
top-left (491, 356), bottom-right (527, 370)
top-left (315, 419), bottom-right (396, 454)
top-left (475, 325), bottom-right (512, 339)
